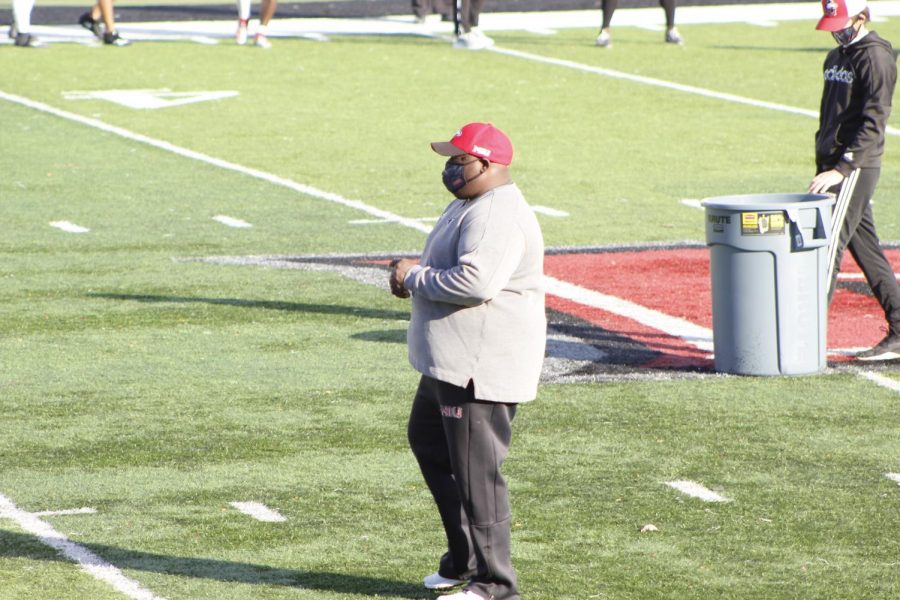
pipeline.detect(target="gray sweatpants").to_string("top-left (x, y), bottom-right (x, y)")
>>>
top-left (408, 375), bottom-right (519, 600)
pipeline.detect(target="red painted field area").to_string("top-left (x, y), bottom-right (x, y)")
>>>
top-left (544, 247), bottom-right (900, 366)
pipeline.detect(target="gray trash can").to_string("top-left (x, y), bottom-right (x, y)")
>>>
top-left (702, 193), bottom-right (833, 376)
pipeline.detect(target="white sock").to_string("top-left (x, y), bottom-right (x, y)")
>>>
top-left (237, 0), bottom-right (251, 21)
top-left (256, 24), bottom-right (268, 37)
top-left (12, 0), bottom-right (35, 34)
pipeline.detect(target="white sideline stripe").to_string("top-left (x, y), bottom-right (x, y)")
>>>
top-left (487, 45), bottom-right (900, 137)
top-left (532, 205), bottom-right (570, 217)
top-left (33, 507), bottom-right (98, 517)
top-left (0, 493), bottom-right (165, 600)
top-left (213, 215), bottom-right (253, 228)
top-left (544, 275), bottom-right (714, 352)
top-left (886, 473), bottom-right (900, 485)
top-left (665, 480), bottom-right (730, 502)
top-left (858, 371), bottom-right (900, 393)
top-left (349, 216), bottom-right (438, 225)
top-left (49, 220), bottom-right (90, 233)
top-left (230, 501), bottom-right (287, 522)
top-left (0, 91), bottom-right (433, 235)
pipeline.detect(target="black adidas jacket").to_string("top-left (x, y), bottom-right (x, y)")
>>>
top-left (816, 31), bottom-right (897, 175)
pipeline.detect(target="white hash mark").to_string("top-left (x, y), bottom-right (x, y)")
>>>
top-left (230, 501), bottom-right (287, 522)
top-left (213, 215), bottom-right (253, 228)
top-left (665, 480), bottom-right (730, 502)
top-left (49, 221), bottom-right (90, 233)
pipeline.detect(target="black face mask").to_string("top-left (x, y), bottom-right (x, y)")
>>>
top-left (442, 159), bottom-right (485, 195)
top-left (832, 23), bottom-right (859, 46)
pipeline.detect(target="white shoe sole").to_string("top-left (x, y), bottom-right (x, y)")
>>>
top-left (424, 575), bottom-right (466, 589)
top-left (858, 350), bottom-right (900, 361)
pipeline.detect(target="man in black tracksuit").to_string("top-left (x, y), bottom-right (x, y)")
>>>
top-left (809, 0), bottom-right (900, 360)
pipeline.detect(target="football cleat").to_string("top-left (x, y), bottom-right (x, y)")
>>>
top-left (14, 33), bottom-right (45, 48)
top-left (665, 28), bottom-right (684, 45)
top-left (236, 19), bottom-right (248, 45)
top-left (595, 30), bottom-right (611, 48)
top-left (103, 31), bottom-right (131, 46)
top-left (78, 11), bottom-right (103, 39)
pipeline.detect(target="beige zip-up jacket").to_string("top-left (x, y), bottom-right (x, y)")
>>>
top-left (404, 182), bottom-right (546, 403)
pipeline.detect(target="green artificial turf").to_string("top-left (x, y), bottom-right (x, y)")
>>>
top-left (1, 14), bottom-right (899, 599)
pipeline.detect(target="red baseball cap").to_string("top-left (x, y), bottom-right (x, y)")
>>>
top-left (816, 0), bottom-right (867, 31)
top-left (431, 122), bottom-right (514, 165)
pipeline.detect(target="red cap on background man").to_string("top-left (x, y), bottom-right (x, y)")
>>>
top-left (817, 0), bottom-right (868, 31)
top-left (431, 122), bottom-right (514, 166)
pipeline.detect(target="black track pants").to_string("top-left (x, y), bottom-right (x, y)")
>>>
top-left (408, 375), bottom-right (519, 600)
top-left (826, 167), bottom-right (900, 333)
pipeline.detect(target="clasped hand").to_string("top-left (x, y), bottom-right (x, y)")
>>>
top-left (389, 258), bottom-right (418, 299)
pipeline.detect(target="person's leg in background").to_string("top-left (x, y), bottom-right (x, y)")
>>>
top-left (595, 0), bottom-right (617, 47)
top-left (660, 0), bottom-right (684, 44)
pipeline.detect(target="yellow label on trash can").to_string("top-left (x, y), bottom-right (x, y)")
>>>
top-left (741, 211), bottom-right (785, 235)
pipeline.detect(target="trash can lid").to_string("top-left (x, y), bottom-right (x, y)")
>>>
top-left (701, 193), bottom-right (833, 211)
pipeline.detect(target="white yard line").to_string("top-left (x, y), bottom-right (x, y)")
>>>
top-left (0, 91), bottom-right (433, 235)
top-left (0, 493), bottom-right (165, 600)
top-left (229, 501), bottom-right (287, 523)
top-left (545, 275), bottom-right (714, 352)
top-left (886, 473), bottom-right (900, 485)
top-left (858, 371), bottom-right (900, 393)
top-left (532, 205), bottom-right (570, 217)
top-left (33, 507), bottom-right (98, 517)
top-left (489, 44), bottom-right (821, 119)
top-left (49, 220), bottom-right (90, 233)
top-left (487, 43), bottom-right (900, 137)
top-left (665, 480), bottom-right (730, 502)
top-left (213, 215), bottom-right (253, 228)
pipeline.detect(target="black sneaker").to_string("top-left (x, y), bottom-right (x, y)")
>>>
top-left (14, 33), bottom-right (45, 48)
top-left (857, 332), bottom-right (900, 361)
top-left (103, 31), bottom-right (131, 46)
top-left (78, 11), bottom-right (103, 39)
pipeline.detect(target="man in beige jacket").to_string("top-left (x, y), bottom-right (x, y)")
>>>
top-left (390, 122), bottom-right (545, 600)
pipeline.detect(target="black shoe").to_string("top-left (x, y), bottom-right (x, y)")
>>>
top-left (857, 332), bottom-right (900, 361)
top-left (78, 11), bottom-right (103, 39)
top-left (103, 31), bottom-right (131, 46)
top-left (14, 33), bottom-right (45, 48)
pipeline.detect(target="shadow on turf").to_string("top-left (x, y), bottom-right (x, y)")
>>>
top-left (90, 293), bottom-right (410, 321)
top-left (0, 530), bottom-right (424, 597)
top-left (352, 329), bottom-right (408, 343)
